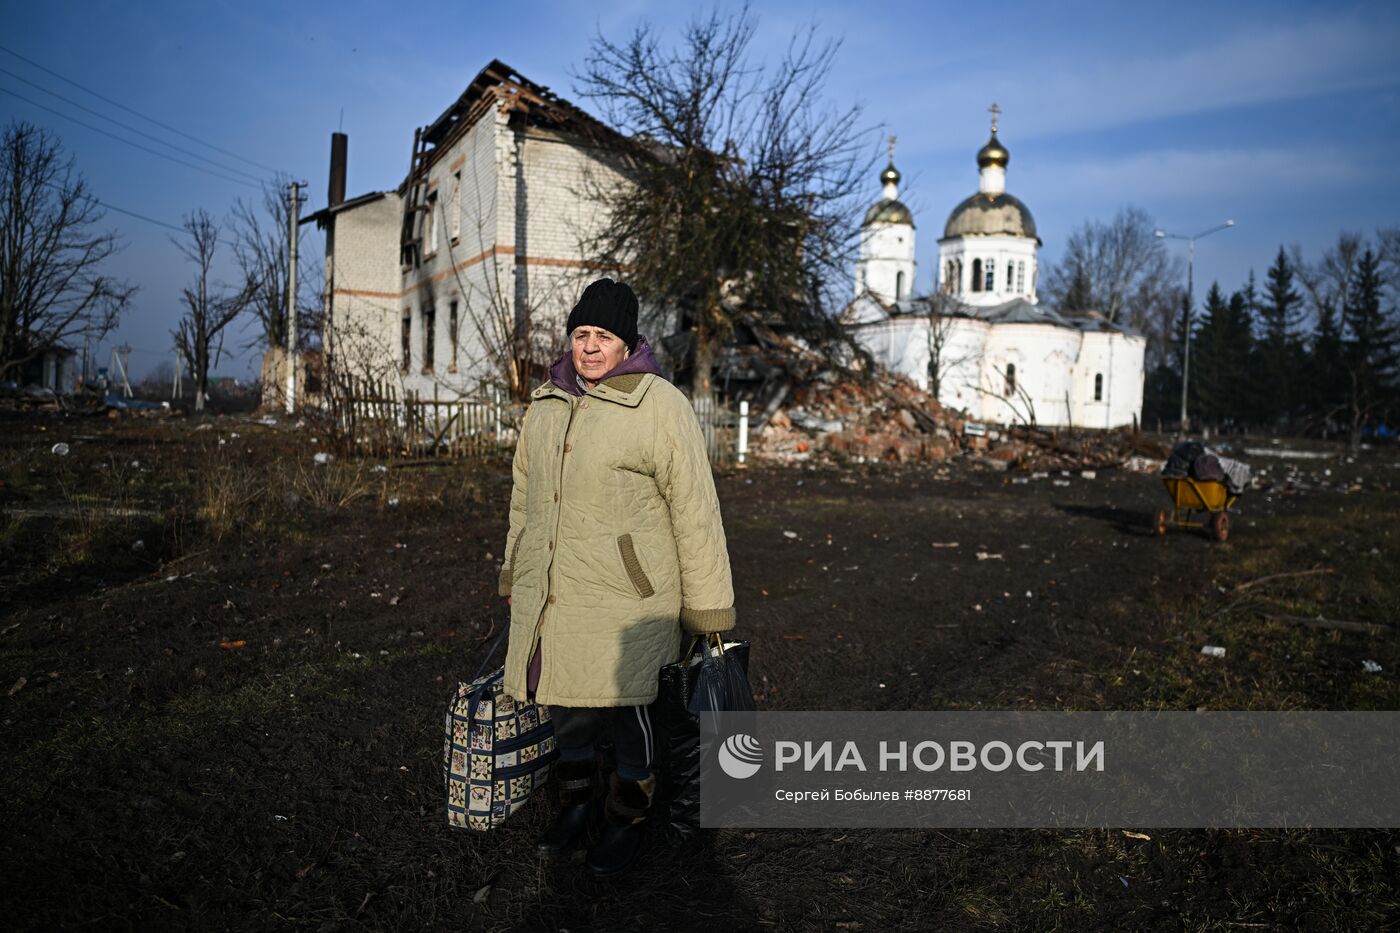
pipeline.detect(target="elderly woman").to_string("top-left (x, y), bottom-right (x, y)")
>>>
top-left (498, 278), bottom-right (735, 876)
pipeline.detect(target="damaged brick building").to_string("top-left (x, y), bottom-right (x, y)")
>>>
top-left (305, 61), bottom-right (670, 400)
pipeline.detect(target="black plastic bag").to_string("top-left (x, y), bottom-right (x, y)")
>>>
top-left (652, 636), bottom-right (751, 833)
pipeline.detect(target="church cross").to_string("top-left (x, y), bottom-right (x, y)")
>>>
top-left (989, 102), bottom-right (1001, 134)
top-left (888, 134), bottom-right (897, 163)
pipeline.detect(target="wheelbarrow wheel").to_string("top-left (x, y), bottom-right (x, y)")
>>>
top-left (1211, 511), bottom-right (1230, 543)
top-left (1155, 510), bottom-right (1168, 536)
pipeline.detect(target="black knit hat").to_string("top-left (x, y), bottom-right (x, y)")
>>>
top-left (567, 278), bottom-right (639, 349)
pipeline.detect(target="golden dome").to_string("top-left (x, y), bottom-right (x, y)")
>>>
top-left (879, 161), bottom-right (901, 186)
top-left (863, 198), bottom-right (914, 227)
top-left (943, 192), bottom-right (1037, 241)
top-left (976, 131), bottom-right (1009, 169)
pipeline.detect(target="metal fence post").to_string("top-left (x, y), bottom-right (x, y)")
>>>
top-left (738, 400), bottom-right (749, 466)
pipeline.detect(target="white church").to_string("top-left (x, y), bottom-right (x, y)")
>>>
top-left (844, 112), bottom-right (1145, 430)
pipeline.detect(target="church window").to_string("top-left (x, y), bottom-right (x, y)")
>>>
top-left (1007, 263), bottom-right (1015, 290)
top-left (401, 313), bottom-right (412, 372)
top-left (971, 259), bottom-right (983, 293)
top-left (954, 260), bottom-right (962, 293)
top-left (1004, 363), bottom-right (1016, 397)
top-left (896, 271), bottom-right (904, 299)
top-left (1094, 373), bottom-right (1103, 402)
top-left (1016, 261), bottom-right (1026, 294)
top-left (985, 259), bottom-right (996, 292)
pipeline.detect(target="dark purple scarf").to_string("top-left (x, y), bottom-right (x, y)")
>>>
top-left (547, 336), bottom-right (664, 396)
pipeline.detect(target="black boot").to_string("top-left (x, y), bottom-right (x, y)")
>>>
top-left (587, 772), bottom-right (655, 878)
top-left (536, 758), bottom-right (597, 860)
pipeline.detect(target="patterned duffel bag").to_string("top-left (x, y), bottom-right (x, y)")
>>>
top-left (443, 643), bottom-right (557, 831)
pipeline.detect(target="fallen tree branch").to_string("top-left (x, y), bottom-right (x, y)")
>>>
top-left (1232, 567), bottom-right (1335, 593)
top-left (1262, 613), bottom-right (1393, 636)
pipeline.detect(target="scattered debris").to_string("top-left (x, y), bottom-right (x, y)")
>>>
top-left (1200, 645), bottom-right (1227, 658)
top-left (783, 531), bottom-right (798, 539)
top-left (313, 452), bottom-right (334, 465)
top-left (220, 640), bottom-right (247, 649)
top-left (1362, 660), bottom-right (1383, 674)
top-left (50, 442), bottom-right (69, 456)
top-left (7, 676), bottom-right (27, 697)
top-left (1264, 614), bottom-right (1393, 636)
top-left (1232, 567), bottom-right (1334, 593)
top-left (1243, 447), bottom-right (1335, 460)
top-left (975, 552), bottom-right (1003, 561)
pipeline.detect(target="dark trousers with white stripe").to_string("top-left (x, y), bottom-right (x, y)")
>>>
top-left (549, 705), bottom-right (655, 781)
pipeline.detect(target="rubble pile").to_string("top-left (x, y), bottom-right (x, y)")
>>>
top-left (755, 370), bottom-right (958, 464)
top-left (750, 365), bottom-right (1166, 471)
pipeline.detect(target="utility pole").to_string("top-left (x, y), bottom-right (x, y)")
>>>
top-left (1155, 220), bottom-right (1234, 437)
top-left (108, 344), bottom-right (133, 398)
top-left (286, 180), bottom-right (305, 414)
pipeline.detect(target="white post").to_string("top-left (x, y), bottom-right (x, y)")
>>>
top-left (285, 181), bottom-right (302, 414)
top-left (738, 400), bottom-right (749, 465)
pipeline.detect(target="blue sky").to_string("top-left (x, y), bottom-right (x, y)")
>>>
top-left (6, 0), bottom-right (1399, 380)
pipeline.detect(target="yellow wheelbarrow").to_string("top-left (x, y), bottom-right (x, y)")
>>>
top-left (1155, 477), bottom-right (1238, 542)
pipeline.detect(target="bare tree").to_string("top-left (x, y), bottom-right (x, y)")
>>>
top-left (575, 5), bottom-right (875, 400)
top-left (231, 177), bottom-right (321, 353)
top-left (1041, 206), bottom-right (1181, 335)
top-left (0, 121), bottom-right (135, 381)
top-left (924, 293), bottom-right (975, 402)
top-left (171, 210), bottom-right (254, 411)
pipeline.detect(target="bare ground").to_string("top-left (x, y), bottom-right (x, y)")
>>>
top-left (1, 413), bottom-right (1398, 932)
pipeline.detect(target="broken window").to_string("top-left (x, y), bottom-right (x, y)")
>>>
top-left (423, 191), bottom-right (438, 256)
top-left (1094, 372), bottom-right (1103, 401)
top-left (971, 258), bottom-right (983, 293)
top-left (401, 314), bottom-right (412, 372)
top-left (1004, 363), bottom-right (1016, 397)
top-left (448, 299), bottom-right (459, 372)
top-left (451, 172), bottom-right (461, 241)
top-left (422, 304), bottom-right (436, 373)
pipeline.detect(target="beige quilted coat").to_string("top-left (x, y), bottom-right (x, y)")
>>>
top-left (498, 372), bottom-right (736, 707)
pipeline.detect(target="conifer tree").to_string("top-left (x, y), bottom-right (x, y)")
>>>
top-left (1190, 283), bottom-right (1230, 426)
top-left (1341, 248), bottom-right (1397, 445)
top-left (1255, 247), bottom-right (1303, 427)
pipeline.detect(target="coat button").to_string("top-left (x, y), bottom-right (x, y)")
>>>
top-left (564, 443), bottom-right (572, 453)
top-left (580, 399), bottom-right (589, 409)
top-left (547, 595), bottom-right (556, 605)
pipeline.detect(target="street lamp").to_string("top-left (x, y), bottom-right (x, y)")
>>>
top-left (1154, 220), bottom-right (1234, 435)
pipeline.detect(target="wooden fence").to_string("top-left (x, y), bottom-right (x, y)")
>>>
top-left (335, 375), bottom-right (736, 464)
top-left (334, 375), bottom-right (505, 459)
top-left (692, 394), bottom-right (735, 465)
